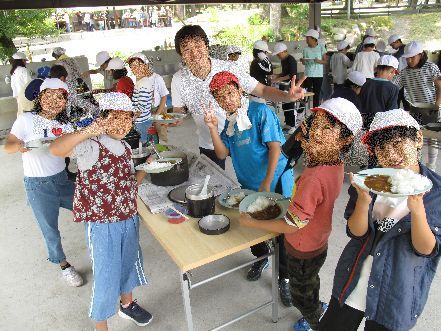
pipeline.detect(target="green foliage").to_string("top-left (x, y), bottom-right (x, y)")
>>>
top-left (248, 13), bottom-right (269, 26)
top-left (0, 9), bottom-right (58, 60)
top-left (207, 6), bottom-right (220, 23)
top-left (214, 24), bottom-right (274, 54)
top-left (283, 4), bottom-right (309, 20)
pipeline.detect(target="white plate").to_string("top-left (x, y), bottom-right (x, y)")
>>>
top-left (151, 113), bottom-right (186, 123)
top-left (239, 192), bottom-right (290, 220)
top-left (352, 168), bottom-right (433, 198)
top-left (25, 137), bottom-right (56, 150)
top-left (217, 189), bottom-right (255, 209)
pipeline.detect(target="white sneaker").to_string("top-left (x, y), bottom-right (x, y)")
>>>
top-left (62, 266), bottom-right (84, 287)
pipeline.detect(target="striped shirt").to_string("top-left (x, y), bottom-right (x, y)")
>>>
top-left (132, 76), bottom-right (155, 124)
top-left (394, 61), bottom-right (441, 104)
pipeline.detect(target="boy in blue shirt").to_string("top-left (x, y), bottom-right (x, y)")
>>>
top-left (204, 71), bottom-right (294, 306)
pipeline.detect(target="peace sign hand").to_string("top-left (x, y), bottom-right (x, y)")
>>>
top-left (202, 102), bottom-right (218, 129)
top-left (288, 75), bottom-right (307, 102)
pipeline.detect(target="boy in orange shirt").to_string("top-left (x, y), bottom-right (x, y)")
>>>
top-left (240, 98), bottom-right (362, 331)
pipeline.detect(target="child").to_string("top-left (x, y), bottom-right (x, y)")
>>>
top-left (49, 92), bottom-right (152, 331)
top-left (331, 71), bottom-right (366, 111)
top-left (351, 37), bottom-right (380, 79)
top-left (359, 55), bottom-right (400, 128)
top-left (127, 52), bottom-right (155, 145)
top-left (239, 97), bottom-right (363, 331)
top-left (301, 29), bottom-right (328, 107)
top-left (106, 57), bottom-right (134, 98)
top-left (330, 40), bottom-right (352, 88)
top-left (320, 109), bottom-right (441, 331)
top-left (204, 71), bottom-right (294, 307)
top-left (4, 78), bottom-right (83, 287)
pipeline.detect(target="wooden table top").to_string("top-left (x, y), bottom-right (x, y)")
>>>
top-left (137, 197), bottom-right (277, 272)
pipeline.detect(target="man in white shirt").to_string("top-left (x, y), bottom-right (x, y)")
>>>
top-left (172, 25), bottom-right (305, 169)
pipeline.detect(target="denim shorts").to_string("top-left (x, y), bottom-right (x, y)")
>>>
top-left (134, 120), bottom-right (152, 143)
top-left (24, 170), bottom-right (75, 264)
top-left (85, 214), bottom-right (148, 321)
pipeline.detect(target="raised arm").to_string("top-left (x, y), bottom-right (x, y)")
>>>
top-left (347, 174), bottom-right (372, 237)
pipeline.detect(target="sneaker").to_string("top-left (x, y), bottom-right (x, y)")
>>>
top-left (279, 278), bottom-right (293, 307)
top-left (118, 300), bottom-right (153, 327)
top-left (61, 266), bottom-right (83, 287)
top-left (293, 302), bottom-right (328, 331)
top-left (246, 258), bottom-right (269, 281)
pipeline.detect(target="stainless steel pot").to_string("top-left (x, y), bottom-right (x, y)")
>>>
top-left (150, 151), bottom-right (189, 186)
top-left (185, 183), bottom-right (215, 218)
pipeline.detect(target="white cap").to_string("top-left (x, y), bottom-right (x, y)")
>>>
top-left (312, 97), bottom-right (363, 134)
top-left (362, 108), bottom-right (420, 143)
top-left (402, 41), bottom-right (423, 58)
top-left (106, 58), bottom-right (125, 70)
top-left (365, 27), bottom-right (376, 37)
top-left (348, 71), bottom-right (366, 87)
top-left (388, 34), bottom-right (401, 45)
top-left (376, 40), bottom-right (387, 53)
top-left (12, 52), bottom-right (27, 60)
top-left (253, 40), bottom-right (271, 53)
top-left (363, 37), bottom-right (376, 45)
top-left (99, 92), bottom-right (134, 112)
top-left (127, 52), bottom-right (149, 64)
top-left (96, 51), bottom-right (111, 67)
top-left (377, 55), bottom-right (399, 69)
top-left (226, 45), bottom-right (242, 55)
top-left (337, 40), bottom-right (349, 51)
top-left (273, 42), bottom-right (288, 55)
top-left (39, 78), bottom-right (69, 93)
top-left (304, 29), bottom-right (320, 40)
top-left (52, 47), bottom-right (66, 56)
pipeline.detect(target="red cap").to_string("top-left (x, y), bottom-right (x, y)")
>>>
top-left (209, 71), bottom-right (240, 93)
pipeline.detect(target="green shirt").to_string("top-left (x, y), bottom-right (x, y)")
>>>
top-left (303, 44), bottom-right (326, 78)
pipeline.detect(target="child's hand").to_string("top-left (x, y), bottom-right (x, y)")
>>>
top-left (288, 75), bottom-right (307, 102)
top-left (259, 179), bottom-right (271, 193)
top-left (18, 142), bottom-right (31, 153)
top-left (349, 173), bottom-right (372, 205)
top-left (408, 193), bottom-right (425, 214)
top-left (202, 102), bottom-right (218, 129)
top-left (239, 213), bottom-right (256, 228)
top-left (146, 155), bottom-right (155, 164)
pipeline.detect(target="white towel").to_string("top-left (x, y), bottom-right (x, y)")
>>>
top-left (225, 97), bottom-right (252, 136)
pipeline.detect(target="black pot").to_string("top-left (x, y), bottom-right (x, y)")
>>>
top-left (150, 151), bottom-right (189, 187)
top-left (124, 128), bottom-right (141, 149)
top-left (281, 126), bottom-right (304, 163)
top-left (185, 184), bottom-right (215, 218)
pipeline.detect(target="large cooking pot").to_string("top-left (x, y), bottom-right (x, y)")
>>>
top-left (409, 102), bottom-right (440, 125)
top-left (281, 126), bottom-right (303, 163)
top-left (185, 183), bottom-right (215, 218)
top-left (124, 127), bottom-right (141, 149)
top-left (150, 151), bottom-right (189, 186)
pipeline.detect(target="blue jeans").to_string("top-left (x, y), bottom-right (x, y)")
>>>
top-left (134, 120), bottom-right (152, 143)
top-left (24, 170), bottom-right (75, 264)
top-left (85, 215), bottom-right (147, 321)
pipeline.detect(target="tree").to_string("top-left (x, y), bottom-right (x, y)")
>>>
top-left (270, 4), bottom-right (282, 40)
top-left (0, 9), bottom-right (57, 62)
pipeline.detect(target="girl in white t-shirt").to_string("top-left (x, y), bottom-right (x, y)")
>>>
top-left (10, 53), bottom-right (32, 98)
top-left (4, 78), bottom-right (83, 287)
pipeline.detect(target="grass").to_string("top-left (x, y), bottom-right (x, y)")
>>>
top-left (404, 13), bottom-right (441, 42)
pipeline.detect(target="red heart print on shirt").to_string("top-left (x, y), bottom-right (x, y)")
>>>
top-left (52, 128), bottom-right (63, 136)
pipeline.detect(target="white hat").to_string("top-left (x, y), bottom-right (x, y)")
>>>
top-left (226, 45), bottom-right (242, 55)
top-left (106, 57), bottom-right (125, 70)
top-left (304, 29), bottom-right (320, 40)
top-left (363, 37), bottom-right (376, 45)
top-left (12, 52), bottom-right (27, 60)
top-left (402, 41), bottom-right (423, 58)
top-left (312, 97), bottom-right (363, 134)
top-left (337, 40), bottom-right (349, 51)
top-left (253, 40), bottom-right (271, 53)
top-left (365, 27), bottom-right (376, 37)
top-left (52, 47), bottom-right (66, 56)
top-left (375, 40), bottom-right (387, 53)
top-left (96, 51), bottom-right (111, 67)
top-left (377, 55), bottom-right (399, 69)
top-left (127, 52), bottom-right (149, 64)
top-left (99, 92), bottom-right (134, 112)
top-left (273, 42), bottom-right (288, 55)
top-left (348, 71), bottom-right (366, 87)
top-left (362, 108), bottom-right (420, 143)
top-left (388, 34), bottom-right (401, 45)
top-left (39, 78), bottom-right (69, 93)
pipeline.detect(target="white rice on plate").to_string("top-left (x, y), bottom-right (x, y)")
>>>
top-left (388, 169), bottom-right (431, 194)
top-left (247, 196), bottom-right (274, 213)
top-left (226, 192), bottom-right (246, 206)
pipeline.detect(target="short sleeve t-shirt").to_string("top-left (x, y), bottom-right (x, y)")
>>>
top-left (115, 76), bottom-right (134, 98)
top-left (351, 51), bottom-right (380, 78)
top-left (303, 44), bottom-right (326, 77)
top-left (171, 58), bottom-right (259, 149)
top-left (284, 164), bottom-right (344, 253)
top-left (152, 73), bottom-right (170, 108)
top-left (132, 75), bottom-right (155, 124)
top-left (281, 55), bottom-right (298, 81)
top-left (10, 112), bottom-right (74, 177)
top-left (330, 52), bottom-right (352, 84)
top-left (220, 102), bottom-right (294, 197)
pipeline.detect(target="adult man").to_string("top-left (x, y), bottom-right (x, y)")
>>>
top-left (171, 25), bottom-right (305, 170)
top-left (271, 42), bottom-right (298, 130)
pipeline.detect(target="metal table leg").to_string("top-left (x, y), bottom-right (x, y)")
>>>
top-left (181, 272), bottom-right (193, 331)
top-left (271, 238), bottom-right (279, 323)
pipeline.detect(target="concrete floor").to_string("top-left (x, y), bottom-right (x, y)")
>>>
top-left (1, 115), bottom-right (440, 331)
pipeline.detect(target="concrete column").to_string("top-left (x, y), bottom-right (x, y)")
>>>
top-left (308, 3), bottom-right (321, 29)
